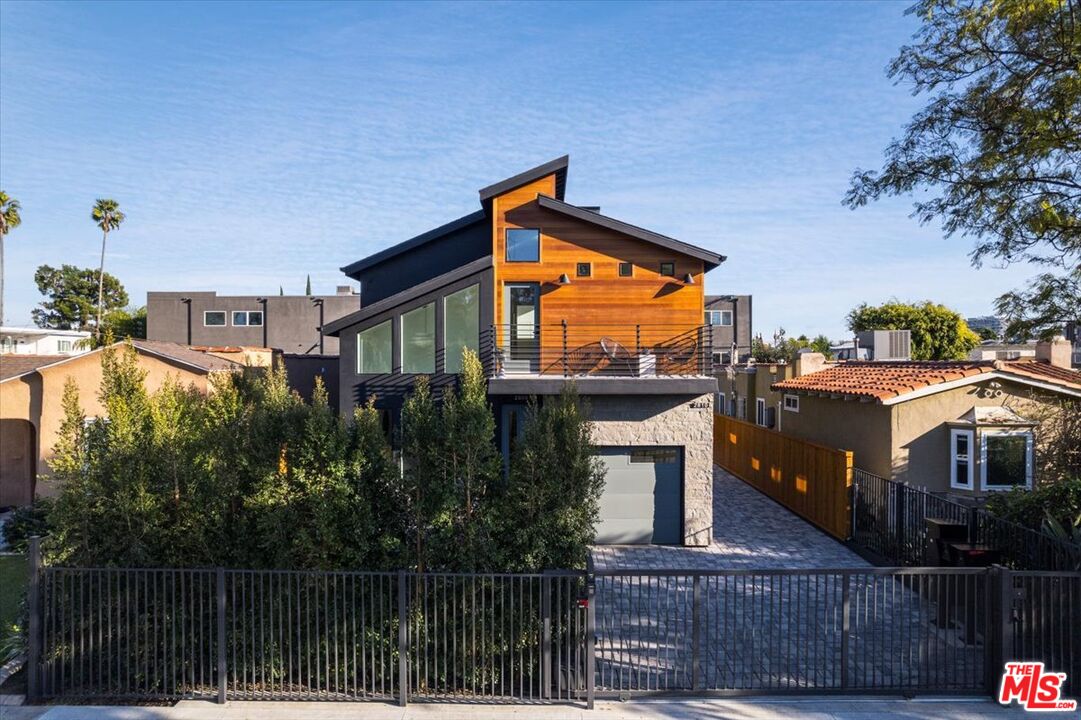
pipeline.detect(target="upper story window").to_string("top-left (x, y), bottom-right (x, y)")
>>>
top-left (401, 302), bottom-right (436, 374)
top-left (232, 310), bottom-right (263, 327)
top-left (981, 429), bottom-right (1033, 491)
top-left (444, 284), bottom-right (480, 374)
top-left (576, 262), bottom-right (591, 277)
top-left (506, 228), bottom-right (540, 262)
top-left (357, 320), bottom-right (392, 374)
top-left (57, 340), bottom-right (73, 352)
top-left (204, 311), bottom-right (226, 327)
top-left (618, 262), bottom-right (633, 277)
top-left (705, 310), bottom-right (733, 326)
top-left (660, 261), bottom-right (676, 277)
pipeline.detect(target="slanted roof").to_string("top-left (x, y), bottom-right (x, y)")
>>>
top-left (340, 210), bottom-right (487, 278)
top-left (1, 341), bottom-right (241, 384)
top-left (0, 355), bottom-right (68, 381)
top-left (772, 359), bottom-right (1081, 404)
top-left (131, 339), bottom-right (243, 373)
top-left (324, 255), bottom-right (493, 336)
top-left (535, 195), bottom-right (726, 271)
top-left (478, 155), bottom-right (568, 209)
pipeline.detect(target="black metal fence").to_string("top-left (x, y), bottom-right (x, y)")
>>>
top-left (851, 468), bottom-right (1081, 571)
top-left (23, 540), bottom-right (1081, 705)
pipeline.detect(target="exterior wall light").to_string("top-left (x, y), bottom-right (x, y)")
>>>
top-left (558, 273), bottom-right (572, 285)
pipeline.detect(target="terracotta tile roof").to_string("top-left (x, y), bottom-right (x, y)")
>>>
top-left (0, 354), bottom-right (68, 381)
top-left (772, 360), bottom-right (1081, 402)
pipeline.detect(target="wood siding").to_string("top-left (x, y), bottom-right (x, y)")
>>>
top-left (491, 172), bottom-right (706, 368)
top-left (713, 414), bottom-right (854, 540)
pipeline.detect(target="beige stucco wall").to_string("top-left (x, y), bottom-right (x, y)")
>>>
top-left (778, 396), bottom-right (894, 478)
top-left (890, 379), bottom-right (1061, 496)
top-left (587, 393), bottom-right (714, 546)
top-left (715, 363), bottom-right (794, 423)
top-left (0, 350), bottom-right (213, 500)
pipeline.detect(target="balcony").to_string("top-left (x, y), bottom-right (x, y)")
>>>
top-left (485, 323), bottom-right (719, 395)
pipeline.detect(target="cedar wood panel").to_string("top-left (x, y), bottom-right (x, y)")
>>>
top-left (492, 173), bottom-right (705, 369)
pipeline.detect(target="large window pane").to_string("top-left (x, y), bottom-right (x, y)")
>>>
top-left (357, 320), bottom-right (392, 374)
top-left (506, 228), bottom-right (540, 262)
top-left (444, 284), bottom-right (479, 373)
top-left (402, 303), bottom-right (435, 374)
top-left (984, 433), bottom-right (1029, 488)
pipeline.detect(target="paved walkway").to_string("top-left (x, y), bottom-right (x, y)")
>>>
top-left (591, 467), bottom-right (868, 570)
top-left (0, 697), bottom-right (1033, 719)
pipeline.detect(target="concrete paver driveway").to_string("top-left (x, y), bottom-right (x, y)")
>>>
top-left (591, 466), bottom-right (869, 570)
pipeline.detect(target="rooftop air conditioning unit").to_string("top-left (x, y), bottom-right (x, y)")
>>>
top-left (856, 330), bottom-right (911, 361)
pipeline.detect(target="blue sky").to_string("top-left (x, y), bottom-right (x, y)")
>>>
top-left (0, 0), bottom-right (1033, 339)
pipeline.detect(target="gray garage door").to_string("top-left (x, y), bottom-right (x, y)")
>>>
top-left (595, 447), bottom-right (682, 545)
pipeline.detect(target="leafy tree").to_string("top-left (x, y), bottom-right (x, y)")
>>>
top-left (442, 349), bottom-right (502, 570)
top-left (493, 384), bottom-right (606, 571)
top-left (0, 190), bottom-right (21, 325)
top-left (91, 199), bottom-right (125, 340)
top-left (975, 326), bottom-right (999, 342)
top-left (104, 305), bottom-right (147, 339)
top-left (399, 376), bottom-right (449, 573)
top-left (845, 0), bottom-right (1080, 343)
top-left (810, 334), bottom-right (833, 358)
top-left (32, 264), bottom-right (128, 331)
top-left (846, 300), bottom-right (979, 360)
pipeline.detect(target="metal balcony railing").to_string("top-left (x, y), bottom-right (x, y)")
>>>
top-left (486, 323), bottom-right (715, 377)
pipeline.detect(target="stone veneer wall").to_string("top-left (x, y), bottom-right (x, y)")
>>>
top-left (586, 393), bottom-right (714, 546)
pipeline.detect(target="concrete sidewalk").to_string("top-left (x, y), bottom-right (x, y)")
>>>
top-left (0, 697), bottom-right (1037, 720)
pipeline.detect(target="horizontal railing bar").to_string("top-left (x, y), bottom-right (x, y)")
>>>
top-left (592, 567), bottom-right (992, 577)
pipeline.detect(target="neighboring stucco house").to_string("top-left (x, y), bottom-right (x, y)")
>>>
top-left (0, 340), bottom-right (240, 506)
top-left (772, 338), bottom-right (1080, 499)
top-left (146, 289), bottom-right (359, 355)
top-left (1, 327), bottom-right (92, 356)
top-left (715, 352), bottom-right (827, 429)
top-left (324, 155), bottom-right (725, 546)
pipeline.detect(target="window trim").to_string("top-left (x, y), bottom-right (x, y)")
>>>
top-left (660, 261), bottom-right (676, 277)
top-left (783, 394), bottom-right (799, 413)
top-left (705, 310), bottom-right (733, 326)
top-left (949, 428), bottom-right (974, 490)
top-left (980, 428), bottom-right (1034, 491)
top-left (231, 310), bottom-right (264, 327)
top-left (716, 392), bottom-right (725, 416)
top-left (618, 262), bottom-right (633, 277)
top-left (203, 310), bottom-right (227, 327)
top-left (576, 262), bottom-right (591, 277)
top-left (356, 319), bottom-right (393, 375)
top-left (505, 228), bottom-right (541, 263)
top-left (755, 398), bottom-right (767, 427)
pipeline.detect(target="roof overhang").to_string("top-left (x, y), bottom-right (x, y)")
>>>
top-left (339, 210), bottom-right (487, 279)
top-left (324, 255), bottom-right (493, 337)
top-left (535, 195), bottom-right (726, 271)
top-left (478, 155), bottom-right (568, 212)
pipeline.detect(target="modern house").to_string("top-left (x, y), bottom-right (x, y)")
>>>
top-left (146, 289), bottom-right (359, 355)
top-left (772, 337), bottom-right (1080, 499)
top-left (1, 326), bottom-right (92, 356)
top-left (0, 340), bottom-right (241, 507)
top-left (704, 294), bottom-right (751, 364)
top-left (324, 156), bottom-right (725, 546)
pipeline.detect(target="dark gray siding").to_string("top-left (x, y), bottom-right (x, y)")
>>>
top-left (147, 292), bottom-right (360, 354)
top-left (337, 266), bottom-right (494, 423)
top-left (348, 219), bottom-right (490, 307)
top-left (281, 354), bottom-right (340, 409)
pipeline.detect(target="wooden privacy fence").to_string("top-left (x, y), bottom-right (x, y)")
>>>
top-left (713, 415), bottom-right (853, 539)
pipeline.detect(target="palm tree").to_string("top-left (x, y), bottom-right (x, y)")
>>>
top-left (91, 199), bottom-right (125, 339)
top-left (0, 191), bottom-right (22, 327)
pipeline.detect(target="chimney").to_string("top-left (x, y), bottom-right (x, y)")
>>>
top-left (794, 351), bottom-right (827, 377)
top-left (1036, 335), bottom-right (1071, 369)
